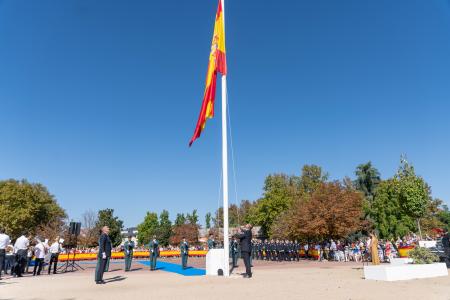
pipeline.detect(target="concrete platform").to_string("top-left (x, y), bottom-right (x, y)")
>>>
top-left (364, 263), bottom-right (448, 281)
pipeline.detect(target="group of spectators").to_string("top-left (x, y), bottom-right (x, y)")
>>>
top-left (250, 233), bottom-right (434, 264)
top-left (0, 228), bottom-right (63, 280)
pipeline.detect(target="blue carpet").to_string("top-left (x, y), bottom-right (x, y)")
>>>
top-left (138, 260), bottom-right (205, 276)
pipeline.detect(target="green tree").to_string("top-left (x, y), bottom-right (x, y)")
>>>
top-left (370, 179), bottom-right (416, 239)
top-left (247, 174), bottom-right (296, 236)
top-left (0, 179), bottom-right (66, 238)
top-left (298, 165), bottom-right (328, 195)
top-left (205, 212), bottom-right (212, 229)
top-left (438, 205), bottom-right (450, 231)
top-left (158, 210), bottom-right (172, 246)
top-left (137, 212), bottom-right (159, 245)
top-left (96, 208), bottom-right (124, 247)
top-left (396, 157), bottom-right (431, 236)
top-left (175, 213), bottom-right (186, 226)
top-left (369, 157), bottom-right (433, 239)
top-left (354, 162), bottom-right (381, 201)
top-left (186, 209), bottom-right (199, 225)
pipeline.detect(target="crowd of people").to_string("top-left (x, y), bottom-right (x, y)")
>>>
top-left (2, 223), bottom-right (448, 282)
top-left (248, 233), bottom-right (439, 264)
top-left (0, 228), bottom-right (63, 280)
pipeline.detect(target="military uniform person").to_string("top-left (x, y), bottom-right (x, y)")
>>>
top-left (180, 237), bottom-right (189, 269)
top-left (207, 235), bottom-right (216, 250)
top-left (149, 236), bottom-right (159, 271)
top-left (294, 240), bottom-right (300, 261)
top-left (230, 237), bottom-right (239, 268)
top-left (123, 236), bottom-right (135, 272)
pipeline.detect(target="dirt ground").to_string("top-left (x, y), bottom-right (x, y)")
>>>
top-left (1, 258), bottom-right (449, 300)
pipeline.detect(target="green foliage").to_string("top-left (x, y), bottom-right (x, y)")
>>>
top-left (205, 212), bottom-right (211, 229)
top-left (157, 210), bottom-right (172, 246)
top-left (96, 208), bottom-right (124, 247)
top-left (137, 212), bottom-right (159, 245)
top-left (247, 174), bottom-right (297, 236)
top-left (298, 165), bottom-right (328, 195)
top-left (354, 162), bottom-right (381, 201)
top-left (438, 205), bottom-right (450, 231)
top-left (409, 247), bottom-right (439, 264)
top-left (369, 157), bottom-right (433, 239)
top-left (0, 179), bottom-right (66, 238)
top-left (370, 179), bottom-right (416, 239)
top-left (186, 209), bottom-right (199, 225)
top-left (175, 213), bottom-right (186, 226)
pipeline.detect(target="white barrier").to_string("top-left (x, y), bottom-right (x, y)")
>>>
top-left (206, 249), bottom-right (226, 276)
top-left (364, 263), bottom-right (448, 281)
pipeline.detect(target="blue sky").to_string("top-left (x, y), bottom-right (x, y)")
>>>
top-left (1, 0), bottom-right (449, 227)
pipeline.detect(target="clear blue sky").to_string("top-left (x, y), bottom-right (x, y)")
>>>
top-left (1, 0), bottom-right (449, 228)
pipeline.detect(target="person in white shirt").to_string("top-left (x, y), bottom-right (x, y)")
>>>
top-left (13, 233), bottom-right (30, 277)
top-left (0, 228), bottom-right (11, 280)
top-left (48, 237), bottom-right (62, 275)
top-left (33, 238), bottom-right (46, 276)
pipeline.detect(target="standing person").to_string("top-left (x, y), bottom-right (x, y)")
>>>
top-left (235, 224), bottom-right (253, 278)
top-left (95, 226), bottom-right (112, 284)
top-left (180, 237), bottom-right (189, 269)
top-left (48, 237), bottom-right (62, 275)
top-left (0, 228), bottom-right (11, 280)
top-left (370, 232), bottom-right (380, 265)
top-left (207, 235), bottom-right (216, 250)
top-left (13, 232), bottom-right (29, 277)
top-left (33, 238), bottom-right (45, 276)
top-left (149, 236), bottom-right (159, 271)
top-left (441, 230), bottom-right (449, 266)
top-left (230, 237), bottom-right (239, 268)
top-left (124, 236), bottom-right (135, 272)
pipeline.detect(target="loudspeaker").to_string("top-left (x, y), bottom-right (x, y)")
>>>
top-left (69, 222), bottom-right (81, 236)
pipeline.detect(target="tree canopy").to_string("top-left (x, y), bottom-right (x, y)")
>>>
top-left (0, 179), bottom-right (66, 239)
top-left (96, 208), bottom-right (124, 247)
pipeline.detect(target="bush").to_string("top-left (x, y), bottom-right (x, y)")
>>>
top-left (408, 247), bottom-right (439, 264)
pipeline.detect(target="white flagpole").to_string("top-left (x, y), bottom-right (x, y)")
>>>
top-left (221, 0), bottom-right (230, 278)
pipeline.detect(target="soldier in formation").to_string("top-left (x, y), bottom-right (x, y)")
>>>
top-left (123, 235), bottom-right (135, 272)
top-left (149, 236), bottom-right (159, 271)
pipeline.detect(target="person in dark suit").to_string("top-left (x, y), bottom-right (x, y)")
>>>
top-left (235, 224), bottom-right (253, 278)
top-left (95, 226), bottom-right (112, 284)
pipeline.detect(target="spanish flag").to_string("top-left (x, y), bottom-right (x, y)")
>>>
top-left (189, 0), bottom-right (227, 146)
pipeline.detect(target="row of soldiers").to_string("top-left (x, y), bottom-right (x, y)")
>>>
top-left (251, 239), bottom-right (303, 262)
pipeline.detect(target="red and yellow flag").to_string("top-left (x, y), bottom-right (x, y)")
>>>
top-left (189, 0), bottom-right (227, 146)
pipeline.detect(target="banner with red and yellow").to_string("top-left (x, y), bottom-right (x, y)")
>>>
top-left (189, 0), bottom-right (227, 146)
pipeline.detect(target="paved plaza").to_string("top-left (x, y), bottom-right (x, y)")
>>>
top-left (1, 258), bottom-right (449, 300)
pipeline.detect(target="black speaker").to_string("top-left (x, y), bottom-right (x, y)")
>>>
top-left (69, 222), bottom-right (81, 236)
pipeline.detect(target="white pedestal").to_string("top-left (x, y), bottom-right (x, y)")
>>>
top-left (206, 249), bottom-right (226, 276)
top-left (390, 258), bottom-right (413, 265)
top-left (364, 263), bottom-right (448, 281)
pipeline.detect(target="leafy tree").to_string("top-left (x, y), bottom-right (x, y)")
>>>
top-left (175, 213), bottom-right (186, 226)
top-left (186, 209), bottom-right (199, 225)
top-left (274, 182), bottom-right (363, 240)
top-left (370, 179), bottom-right (416, 239)
top-left (0, 179), bottom-right (66, 238)
top-left (170, 224), bottom-right (198, 245)
top-left (246, 174), bottom-right (296, 236)
top-left (438, 205), bottom-right (450, 231)
top-left (158, 210), bottom-right (172, 246)
top-left (354, 162), bottom-right (381, 201)
top-left (96, 208), bottom-right (124, 247)
top-left (213, 204), bottom-right (240, 228)
top-left (137, 212), bottom-right (159, 245)
top-left (298, 165), bottom-right (328, 195)
top-left (205, 212), bottom-right (212, 229)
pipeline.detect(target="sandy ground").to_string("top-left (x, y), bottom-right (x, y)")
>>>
top-left (1, 258), bottom-right (449, 300)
